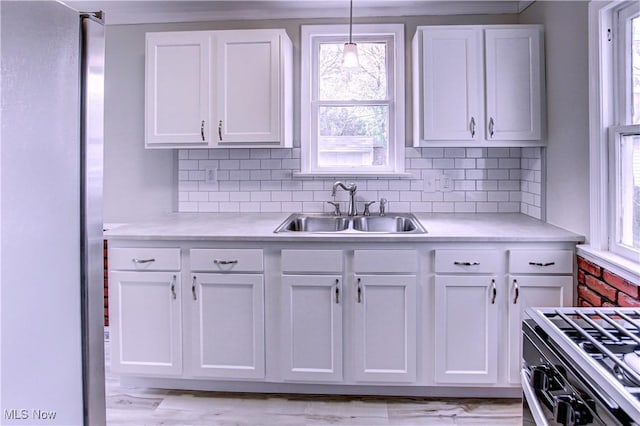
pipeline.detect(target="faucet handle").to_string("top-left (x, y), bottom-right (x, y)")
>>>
top-left (379, 198), bottom-right (388, 216)
top-left (326, 201), bottom-right (342, 216)
top-left (363, 201), bottom-right (376, 216)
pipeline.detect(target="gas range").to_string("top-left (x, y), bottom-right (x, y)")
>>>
top-left (523, 307), bottom-right (640, 425)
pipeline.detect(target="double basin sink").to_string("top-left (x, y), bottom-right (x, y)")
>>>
top-left (274, 213), bottom-right (426, 234)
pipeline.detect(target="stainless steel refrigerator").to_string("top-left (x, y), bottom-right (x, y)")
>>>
top-left (1, 1), bottom-right (106, 424)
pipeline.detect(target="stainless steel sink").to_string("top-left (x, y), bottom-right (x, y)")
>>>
top-left (276, 215), bottom-right (350, 232)
top-left (274, 213), bottom-right (426, 234)
top-left (351, 216), bottom-right (422, 233)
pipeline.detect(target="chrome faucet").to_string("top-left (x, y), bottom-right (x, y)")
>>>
top-left (331, 181), bottom-right (358, 216)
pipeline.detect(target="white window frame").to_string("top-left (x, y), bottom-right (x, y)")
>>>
top-left (585, 1), bottom-right (640, 280)
top-left (299, 24), bottom-right (405, 176)
top-left (609, 125), bottom-right (640, 262)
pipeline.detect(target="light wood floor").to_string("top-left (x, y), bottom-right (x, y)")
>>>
top-left (105, 330), bottom-right (522, 425)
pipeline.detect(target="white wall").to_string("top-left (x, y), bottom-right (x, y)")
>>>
top-left (103, 13), bottom-right (521, 223)
top-left (519, 1), bottom-right (591, 237)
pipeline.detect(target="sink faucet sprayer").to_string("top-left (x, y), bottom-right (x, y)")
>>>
top-left (331, 181), bottom-right (358, 216)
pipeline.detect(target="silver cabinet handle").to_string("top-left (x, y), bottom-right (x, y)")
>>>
top-left (470, 116), bottom-right (476, 137)
top-left (528, 261), bottom-right (556, 267)
top-left (490, 279), bottom-right (496, 304)
top-left (218, 120), bottom-right (223, 141)
top-left (132, 258), bottom-right (155, 264)
top-left (335, 279), bottom-right (340, 304)
top-left (513, 279), bottom-right (519, 304)
top-left (170, 275), bottom-right (177, 300)
top-left (201, 120), bottom-right (205, 141)
top-left (214, 259), bottom-right (238, 265)
top-left (488, 117), bottom-right (495, 137)
top-left (357, 278), bottom-right (362, 303)
top-left (454, 261), bottom-right (480, 266)
top-left (191, 276), bottom-right (197, 301)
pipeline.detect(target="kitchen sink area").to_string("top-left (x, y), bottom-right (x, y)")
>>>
top-left (273, 213), bottom-right (427, 234)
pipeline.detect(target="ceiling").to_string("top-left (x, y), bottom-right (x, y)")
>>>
top-left (61, 1), bottom-right (535, 25)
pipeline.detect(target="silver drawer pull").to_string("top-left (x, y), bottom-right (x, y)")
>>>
top-left (357, 278), bottom-right (362, 303)
top-left (214, 259), bottom-right (238, 265)
top-left (454, 261), bottom-right (480, 266)
top-left (335, 279), bottom-right (340, 304)
top-left (192, 276), bottom-right (197, 301)
top-left (513, 279), bottom-right (519, 304)
top-left (132, 258), bottom-right (155, 264)
top-left (528, 261), bottom-right (555, 267)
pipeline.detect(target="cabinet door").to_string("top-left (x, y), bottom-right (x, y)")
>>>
top-left (434, 275), bottom-right (498, 384)
top-left (485, 28), bottom-right (542, 140)
top-left (507, 275), bottom-right (572, 384)
top-left (353, 275), bottom-right (416, 383)
top-left (420, 28), bottom-right (482, 141)
top-left (214, 30), bottom-right (280, 144)
top-left (189, 273), bottom-right (265, 379)
top-left (109, 271), bottom-right (182, 375)
top-left (281, 275), bottom-right (342, 382)
top-left (145, 32), bottom-right (210, 147)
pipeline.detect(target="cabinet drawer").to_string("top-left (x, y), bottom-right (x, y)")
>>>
top-left (281, 250), bottom-right (342, 273)
top-left (354, 250), bottom-right (417, 273)
top-left (435, 250), bottom-right (500, 274)
top-left (109, 248), bottom-right (181, 271)
top-left (190, 249), bottom-right (263, 272)
top-left (509, 249), bottom-right (573, 274)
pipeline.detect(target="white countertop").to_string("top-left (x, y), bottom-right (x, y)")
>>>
top-left (103, 213), bottom-right (584, 243)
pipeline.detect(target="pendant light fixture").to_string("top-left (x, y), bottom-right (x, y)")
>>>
top-left (342, 0), bottom-right (360, 69)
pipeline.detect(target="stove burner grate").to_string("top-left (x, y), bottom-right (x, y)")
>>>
top-left (547, 309), bottom-right (640, 388)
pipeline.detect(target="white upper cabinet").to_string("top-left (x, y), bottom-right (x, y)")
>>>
top-left (485, 28), bottom-right (542, 141)
top-left (145, 32), bottom-right (210, 147)
top-left (145, 29), bottom-right (292, 149)
top-left (419, 28), bottom-right (482, 141)
top-left (413, 25), bottom-right (545, 146)
top-left (214, 30), bottom-right (282, 145)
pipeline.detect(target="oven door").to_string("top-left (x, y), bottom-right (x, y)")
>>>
top-left (522, 368), bottom-right (553, 425)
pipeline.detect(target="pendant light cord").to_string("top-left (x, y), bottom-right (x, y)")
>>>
top-left (349, 0), bottom-right (353, 44)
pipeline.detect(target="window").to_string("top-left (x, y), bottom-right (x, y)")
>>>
top-left (609, 3), bottom-right (640, 262)
top-left (300, 24), bottom-right (405, 175)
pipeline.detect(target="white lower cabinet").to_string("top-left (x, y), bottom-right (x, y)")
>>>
top-left (109, 271), bottom-right (182, 376)
top-left (506, 274), bottom-right (572, 384)
top-left (107, 241), bottom-right (578, 394)
top-left (434, 275), bottom-right (499, 384)
top-left (353, 274), bottom-right (416, 383)
top-left (188, 273), bottom-right (265, 379)
top-left (281, 274), bottom-right (343, 382)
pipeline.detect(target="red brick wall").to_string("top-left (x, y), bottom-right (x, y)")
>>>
top-left (577, 256), bottom-right (640, 307)
top-left (103, 240), bottom-right (109, 326)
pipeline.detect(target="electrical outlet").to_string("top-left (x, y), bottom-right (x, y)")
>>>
top-left (423, 171), bottom-right (438, 193)
top-left (205, 167), bottom-right (217, 184)
top-left (439, 174), bottom-right (452, 192)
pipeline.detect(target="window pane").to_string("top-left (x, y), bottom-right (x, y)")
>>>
top-left (618, 134), bottom-right (640, 248)
top-left (318, 42), bottom-right (387, 101)
top-left (318, 106), bottom-right (388, 168)
top-left (633, 15), bottom-right (640, 124)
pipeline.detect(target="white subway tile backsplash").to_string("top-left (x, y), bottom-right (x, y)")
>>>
top-left (188, 150), bottom-right (209, 160)
top-left (229, 150), bottom-right (250, 159)
top-left (197, 202), bottom-right (219, 212)
top-left (177, 147), bottom-right (544, 219)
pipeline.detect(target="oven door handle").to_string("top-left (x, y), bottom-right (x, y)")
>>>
top-left (521, 369), bottom-right (550, 426)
